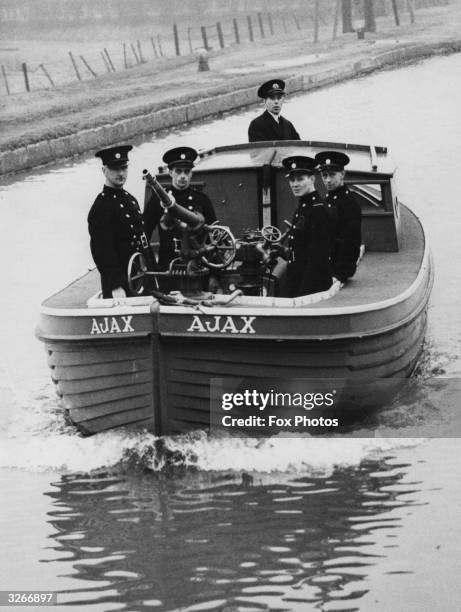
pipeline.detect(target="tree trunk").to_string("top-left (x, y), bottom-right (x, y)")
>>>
top-left (364, 0), bottom-right (376, 32)
top-left (341, 0), bottom-right (353, 33)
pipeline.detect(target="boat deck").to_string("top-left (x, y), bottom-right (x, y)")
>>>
top-left (43, 205), bottom-right (424, 312)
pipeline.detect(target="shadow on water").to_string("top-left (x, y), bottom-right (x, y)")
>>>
top-left (43, 458), bottom-right (420, 611)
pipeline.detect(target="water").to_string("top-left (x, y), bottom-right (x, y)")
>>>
top-left (1, 53), bottom-right (461, 610)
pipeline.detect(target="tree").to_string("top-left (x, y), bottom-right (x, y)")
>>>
top-left (364, 0), bottom-right (376, 32)
top-left (342, 0), bottom-right (353, 33)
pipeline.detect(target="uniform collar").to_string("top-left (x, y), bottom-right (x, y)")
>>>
top-left (267, 110), bottom-right (281, 123)
top-left (171, 185), bottom-right (191, 194)
top-left (327, 184), bottom-right (347, 197)
top-left (299, 190), bottom-right (319, 204)
top-left (102, 185), bottom-right (124, 194)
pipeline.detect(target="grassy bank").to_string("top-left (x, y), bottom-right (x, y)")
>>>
top-left (0, 3), bottom-right (460, 174)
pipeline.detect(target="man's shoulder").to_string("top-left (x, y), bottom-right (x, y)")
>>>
top-left (336, 186), bottom-right (353, 199)
top-left (89, 190), bottom-right (111, 212)
top-left (190, 186), bottom-right (209, 196)
top-left (89, 188), bottom-right (137, 214)
top-left (280, 115), bottom-right (294, 126)
top-left (88, 191), bottom-right (115, 225)
top-left (250, 111), bottom-right (270, 125)
top-left (340, 188), bottom-right (361, 212)
top-left (187, 186), bottom-right (210, 203)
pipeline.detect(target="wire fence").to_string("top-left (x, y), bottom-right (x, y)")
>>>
top-left (1, 10), bottom-right (321, 95)
top-left (0, 0), bottom-right (451, 97)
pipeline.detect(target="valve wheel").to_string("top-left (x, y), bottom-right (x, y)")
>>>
top-left (261, 225), bottom-right (282, 243)
top-left (127, 252), bottom-right (148, 295)
top-left (201, 225), bottom-right (237, 270)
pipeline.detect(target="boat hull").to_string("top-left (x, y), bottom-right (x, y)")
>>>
top-left (155, 309), bottom-right (428, 434)
top-left (39, 244), bottom-right (432, 435)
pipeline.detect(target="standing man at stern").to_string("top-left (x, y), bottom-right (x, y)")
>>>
top-left (315, 151), bottom-right (362, 283)
top-left (282, 156), bottom-right (332, 297)
top-left (143, 146), bottom-right (216, 271)
top-left (88, 145), bottom-right (152, 299)
top-left (248, 79), bottom-right (300, 142)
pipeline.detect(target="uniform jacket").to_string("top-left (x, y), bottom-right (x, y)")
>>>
top-left (88, 185), bottom-right (151, 298)
top-left (143, 185), bottom-right (216, 269)
top-left (325, 185), bottom-right (362, 282)
top-left (285, 191), bottom-right (332, 297)
top-left (248, 110), bottom-right (300, 142)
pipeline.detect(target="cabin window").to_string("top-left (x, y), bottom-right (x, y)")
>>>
top-left (349, 183), bottom-right (384, 208)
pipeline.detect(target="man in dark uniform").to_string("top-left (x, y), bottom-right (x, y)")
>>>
top-left (143, 146), bottom-right (216, 271)
top-left (88, 145), bottom-right (153, 299)
top-left (281, 156), bottom-right (332, 297)
top-left (248, 79), bottom-right (301, 142)
top-left (315, 151), bottom-right (362, 283)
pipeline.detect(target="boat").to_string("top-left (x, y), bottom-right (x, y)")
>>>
top-left (36, 140), bottom-right (434, 436)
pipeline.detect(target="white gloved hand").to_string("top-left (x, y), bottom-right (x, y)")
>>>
top-left (112, 287), bottom-right (127, 299)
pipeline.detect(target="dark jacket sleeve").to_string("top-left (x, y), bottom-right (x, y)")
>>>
top-left (302, 205), bottom-right (332, 294)
top-left (290, 122), bottom-right (301, 140)
top-left (283, 118), bottom-right (300, 140)
top-left (143, 187), bottom-right (163, 241)
top-left (88, 199), bottom-right (124, 291)
top-left (200, 192), bottom-right (217, 224)
top-left (334, 197), bottom-right (362, 282)
top-left (248, 117), bottom-right (266, 143)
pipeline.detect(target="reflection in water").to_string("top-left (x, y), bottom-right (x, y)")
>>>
top-left (44, 459), bottom-right (418, 611)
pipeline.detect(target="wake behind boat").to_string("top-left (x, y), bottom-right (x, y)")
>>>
top-left (36, 140), bottom-right (433, 435)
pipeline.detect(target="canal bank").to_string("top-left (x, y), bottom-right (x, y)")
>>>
top-left (1, 3), bottom-right (461, 176)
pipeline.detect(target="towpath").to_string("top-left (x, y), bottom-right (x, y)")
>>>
top-left (1, 2), bottom-right (460, 174)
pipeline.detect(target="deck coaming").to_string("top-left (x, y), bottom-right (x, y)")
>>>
top-left (43, 205), bottom-right (424, 312)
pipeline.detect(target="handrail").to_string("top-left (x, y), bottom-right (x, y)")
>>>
top-left (198, 140), bottom-right (388, 157)
top-left (370, 145), bottom-right (378, 171)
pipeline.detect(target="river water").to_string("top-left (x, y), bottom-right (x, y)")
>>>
top-left (1, 53), bottom-right (461, 611)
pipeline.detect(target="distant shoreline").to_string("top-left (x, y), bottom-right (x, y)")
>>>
top-left (1, 3), bottom-right (460, 176)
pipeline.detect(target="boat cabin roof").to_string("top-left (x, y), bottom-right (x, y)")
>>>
top-left (157, 141), bottom-right (395, 179)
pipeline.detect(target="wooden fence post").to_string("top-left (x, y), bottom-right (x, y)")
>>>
top-left (131, 43), bottom-right (140, 64)
top-left (39, 63), bottom-right (55, 87)
top-left (101, 51), bottom-right (111, 72)
top-left (391, 0), bottom-right (400, 25)
top-left (201, 26), bottom-right (209, 50)
top-left (313, 0), bottom-right (320, 42)
top-left (216, 21), bottom-right (224, 48)
top-left (257, 12), bottom-right (265, 38)
top-left (150, 37), bottom-right (158, 58)
top-left (407, 0), bottom-right (415, 23)
top-left (104, 48), bottom-right (115, 71)
top-left (332, 0), bottom-right (340, 39)
top-left (268, 13), bottom-right (274, 35)
top-left (247, 15), bottom-right (254, 42)
top-left (69, 51), bottom-right (81, 81)
top-left (137, 40), bottom-right (145, 63)
top-left (233, 17), bottom-right (240, 44)
top-left (2, 64), bottom-right (10, 95)
top-left (187, 27), bottom-right (193, 53)
top-left (80, 55), bottom-right (97, 77)
top-left (173, 24), bottom-right (180, 56)
top-left (22, 62), bottom-right (30, 91)
top-left (157, 34), bottom-right (164, 57)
